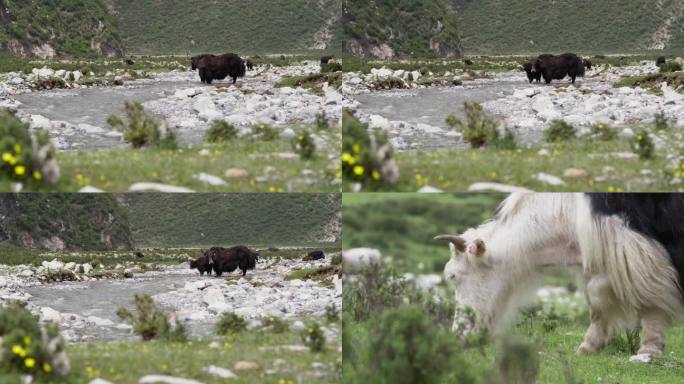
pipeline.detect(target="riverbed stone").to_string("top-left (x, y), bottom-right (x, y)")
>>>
top-left (234, 361), bottom-right (259, 371)
top-left (202, 365), bottom-right (238, 379)
top-left (138, 375), bottom-right (205, 384)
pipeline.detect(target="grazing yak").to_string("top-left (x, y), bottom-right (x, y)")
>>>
top-left (135, 251), bottom-right (144, 259)
top-left (191, 53), bottom-right (247, 84)
top-left (436, 193), bottom-right (684, 362)
top-left (533, 53), bottom-right (585, 84)
top-left (124, 59), bottom-right (135, 66)
top-left (320, 55), bottom-right (334, 65)
top-left (190, 253), bottom-right (213, 276)
top-left (656, 56), bottom-right (666, 66)
top-left (463, 58), bottom-right (474, 66)
top-left (205, 245), bottom-right (259, 277)
top-left (522, 54), bottom-right (554, 83)
top-left (303, 250), bottom-right (325, 261)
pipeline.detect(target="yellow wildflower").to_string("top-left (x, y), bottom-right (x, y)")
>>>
top-left (14, 143), bottom-right (21, 154)
top-left (12, 345), bottom-right (26, 357)
top-left (352, 143), bottom-right (361, 154)
top-left (43, 362), bottom-right (52, 373)
top-left (371, 170), bottom-right (381, 181)
top-left (23, 336), bottom-right (31, 346)
top-left (353, 165), bottom-right (364, 176)
top-left (24, 358), bottom-right (36, 368)
top-left (33, 170), bottom-right (42, 181)
top-left (14, 165), bottom-right (25, 176)
top-left (2, 152), bottom-right (16, 165)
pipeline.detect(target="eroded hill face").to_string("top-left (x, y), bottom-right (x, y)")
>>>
top-left (0, 0), bottom-right (123, 58)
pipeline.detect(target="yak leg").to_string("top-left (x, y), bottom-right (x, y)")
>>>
top-left (577, 275), bottom-right (621, 354)
top-left (232, 76), bottom-right (237, 84)
top-left (241, 269), bottom-right (247, 276)
top-left (636, 308), bottom-right (669, 358)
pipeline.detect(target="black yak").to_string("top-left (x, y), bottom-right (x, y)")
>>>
top-left (192, 53), bottom-right (246, 84)
top-left (583, 59), bottom-right (593, 70)
top-left (523, 54), bottom-right (554, 83)
top-left (321, 55), bottom-right (334, 65)
top-left (135, 251), bottom-right (144, 259)
top-left (303, 250), bottom-right (325, 261)
top-left (245, 60), bottom-right (254, 71)
top-left (205, 245), bottom-right (259, 277)
top-left (190, 253), bottom-right (213, 276)
top-left (656, 56), bottom-right (666, 66)
top-left (533, 53), bottom-right (585, 84)
top-left (124, 59), bottom-right (135, 66)
top-left (463, 58), bottom-right (474, 66)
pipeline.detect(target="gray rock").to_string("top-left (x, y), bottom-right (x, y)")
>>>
top-left (138, 375), bottom-right (205, 384)
top-left (202, 365), bottom-right (237, 379)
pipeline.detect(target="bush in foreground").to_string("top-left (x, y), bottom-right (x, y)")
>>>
top-left (215, 312), bottom-right (247, 336)
top-left (0, 302), bottom-right (70, 377)
top-left (206, 120), bottom-right (238, 143)
top-left (291, 130), bottom-right (316, 160)
top-left (446, 102), bottom-right (516, 149)
top-left (544, 120), bottom-right (576, 143)
top-left (107, 101), bottom-right (177, 149)
top-left (301, 321), bottom-right (326, 352)
top-left (116, 294), bottom-right (187, 342)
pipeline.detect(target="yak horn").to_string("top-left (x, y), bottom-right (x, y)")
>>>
top-left (434, 235), bottom-right (466, 252)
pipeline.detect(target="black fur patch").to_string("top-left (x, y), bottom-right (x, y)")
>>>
top-left (588, 193), bottom-right (684, 291)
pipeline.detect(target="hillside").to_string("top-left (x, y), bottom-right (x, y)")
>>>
top-left (0, 0), bottom-right (123, 58)
top-left (0, 194), bottom-right (132, 251)
top-left (121, 193), bottom-right (341, 248)
top-left (112, 0), bottom-right (342, 55)
top-left (343, 0), bottom-right (463, 58)
top-left (453, 0), bottom-right (684, 55)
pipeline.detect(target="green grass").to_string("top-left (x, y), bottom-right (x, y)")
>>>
top-left (1, 331), bottom-right (341, 383)
top-left (1, 139), bottom-right (340, 192)
top-left (113, 0), bottom-right (342, 56)
top-left (345, 135), bottom-right (681, 192)
top-left (453, 0), bottom-right (684, 55)
top-left (0, 53), bottom-right (188, 75)
top-left (0, 245), bottom-right (195, 267)
top-left (614, 71), bottom-right (684, 93)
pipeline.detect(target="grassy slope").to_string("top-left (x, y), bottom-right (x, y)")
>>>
top-left (1, 331), bottom-right (341, 383)
top-left (342, 193), bottom-right (502, 272)
top-left (123, 193), bottom-right (340, 248)
top-left (453, 0), bottom-right (684, 55)
top-left (0, 0), bottom-right (122, 57)
top-left (112, 0), bottom-right (342, 55)
top-left (343, 0), bottom-right (462, 58)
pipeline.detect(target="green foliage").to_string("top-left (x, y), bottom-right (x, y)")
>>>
top-left (123, 193), bottom-right (340, 248)
top-left (590, 123), bottom-right (617, 141)
top-left (251, 124), bottom-right (279, 141)
top-left (342, 110), bottom-right (398, 188)
top-left (107, 102), bottom-right (177, 149)
top-left (545, 120), bottom-right (577, 143)
top-left (113, 0), bottom-right (341, 55)
top-left (0, 111), bottom-right (59, 186)
top-left (343, 0), bottom-right (463, 58)
top-left (215, 312), bottom-right (247, 336)
top-left (0, 302), bottom-right (70, 377)
top-left (365, 305), bottom-right (474, 384)
top-left (446, 102), bottom-right (516, 149)
top-left (262, 316), bottom-right (288, 334)
top-left (206, 120), bottom-right (238, 143)
top-left (116, 294), bottom-right (187, 342)
top-left (495, 337), bottom-right (540, 384)
top-left (659, 61), bottom-right (683, 73)
top-left (330, 253), bottom-right (342, 266)
top-left (275, 73), bottom-right (342, 91)
top-left (291, 130), bottom-right (317, 160)
top-left (0, 1), bottom-right (122, 58)
top-left (630, 129), bottom-right (654, 159)
top-left (654, 111), bottom-right (671, 131)
top-left (301, 321), bottom-right (326, 353)
top-left (321, 62), bottom-right (342, 73)
top-left (325, 303), bottom-right (339, 322)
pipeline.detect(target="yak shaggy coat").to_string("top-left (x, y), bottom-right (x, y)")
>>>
top-left (193, 53), bottom-right (246, 85)
top-left (533, 53), bottom-right (585, 84)
top-left (205, 245), bottom-right (259, 276)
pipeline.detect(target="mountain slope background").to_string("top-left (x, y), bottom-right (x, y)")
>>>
top-left (0, 194), bottom-right (340, 252)
top-left (111, 0), bottom-right (342, 55)
top-left (453, 0), bottom-right (684, 55)
top-left (0, 0), bottom-right (123, 58)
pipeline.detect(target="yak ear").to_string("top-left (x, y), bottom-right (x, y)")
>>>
top-left (466, 239), bottom-right (486, 257)
top-left (434, 235), bottom-right (466, 252)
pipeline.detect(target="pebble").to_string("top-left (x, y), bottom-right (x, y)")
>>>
top-left (138, 375), bottom-right (205, 384)
top-left (234, 361), bottom-right (259, 371)
top-left (202, 365), bottom-right (238, 379)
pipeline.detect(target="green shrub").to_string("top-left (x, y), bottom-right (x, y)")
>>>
top-left (330, 253), bottom-right (342, 266)
top-left (367, 305), bottom-right (474, 384)
top-left (659, 61), bottom-right (682, 73)
top-left (325, 303), bottom-right (339, 322)
top-left (590, 123), bottom-right (617, 141)
top-left (301, 321), bottom-right (326, 352)
top-left (630, 129), bottom-right (654, 159)
top-left (0, 302), bottom-right (70, 377)
top-left (116, 294), bottom-right (187, 342)
top-left (342, 111), bottom-right (399, 188)
top-left (315, 112), bottom-right (330, 131)
top-left (206, 120), bottom-right (238, 143)
top-left (0, 111), bottom-right (60, 186)
top-left (321, 62), bottom-right (342, 73)
top-left (262, 316), bottom-right (288, 333)
top-left (654, 111), bottom-right (670, 131)
top-left (446, 102), bottom-right (516, 149)
top-left (251, 124), bottom-right (279, 141)
top-left (107, 101), bottom-right (177, 149)
top-left (496, 336), bottom-right (539, 384)
top-left (215, 312), bottom-right (247, 336)
top-left (291, 130), bottom-right (316, 160)
top-left (544, 120), bottom-right (576, 143)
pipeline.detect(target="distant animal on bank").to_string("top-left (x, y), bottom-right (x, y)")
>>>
top-left (205, 245), bottom-right (259, 277)
top-left (303, 250), bottom-right (325, 261)
top-left (656, 56), bottom-right (666, 66)
top-left (245, 60), bottom-right (254, 71)
top-left (124, 59), bottom-right (135, 66)
top-left (193, 53), bottom-right (247, 84)
top-left (533, 53), bottom-right (585, 84)
top-left (463, 58), bottom-right (474, 66)
top-left (321, 55), bottom-right (334, 65)
top-left (135, 251), bottom-right (144, 259)
top-left (436, 193), bottom-right (684, 361)
top-left (583, 59), bottom-right (593, 70)
top-left (190, 253), bottom-right (213, 276)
